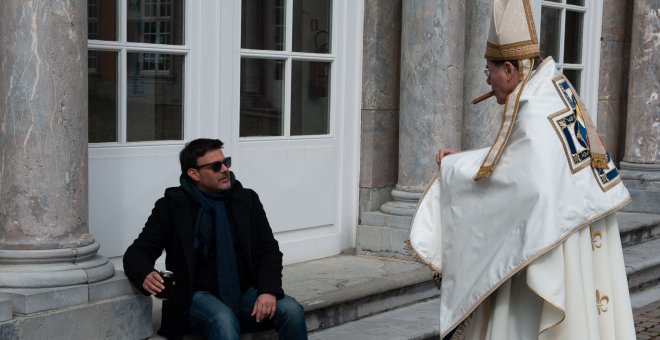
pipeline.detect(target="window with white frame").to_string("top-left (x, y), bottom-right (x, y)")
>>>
top-left (87, 0), bottom-right (186, 143)
top-left (539, 0), bottom-right (590, 91)
top-left (239, 0), bottom-right (333, 137)
top-left (88, 0), bottom-right (99, 73)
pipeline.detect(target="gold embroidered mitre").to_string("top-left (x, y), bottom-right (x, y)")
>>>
top-left (485, 0), bottom-right (540, 61)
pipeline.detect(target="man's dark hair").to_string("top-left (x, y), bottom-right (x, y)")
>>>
top-left (179, 138), bottom-right (224, 176)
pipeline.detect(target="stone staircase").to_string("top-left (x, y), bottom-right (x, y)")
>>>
top-left (151, 255), bottom-right (441, 340)
top-left (149, 212), bottom-right (660, 340)
top-left (619, 212), bottom-right (660, 310)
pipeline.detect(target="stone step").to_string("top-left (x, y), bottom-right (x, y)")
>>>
top-left (0, 298), bottom-right (11, 322)
top-left (282, 255), bottom-right (439, 333)
top-left (309, 298), bottom-right (440, 340)
top-left (150, 255), bottom-right (439, 339)
top-left (618, 212), bottom-right (660, 248)
top-left (625, 237), bottom-right (660, 307)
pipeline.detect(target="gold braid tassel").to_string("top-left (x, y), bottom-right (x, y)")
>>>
top-left (473, 165), bottom-right (494, 181)
top-left (591, 152), bottom-right (608, 169)
top-left (449, 314), bottom-right (473, 340)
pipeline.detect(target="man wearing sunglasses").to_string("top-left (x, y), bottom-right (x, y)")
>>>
top-left (123, 138), bottom-right (307, 340)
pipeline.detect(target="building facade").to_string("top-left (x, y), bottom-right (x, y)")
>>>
top-left (0, 2), bottom-right (657, 334)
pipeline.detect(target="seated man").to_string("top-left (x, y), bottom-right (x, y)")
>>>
top-left (124, 138), bottom-right (307, 340)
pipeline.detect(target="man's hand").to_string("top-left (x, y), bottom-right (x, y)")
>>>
top-left (436, 149), bottom-right (458, 165)
top-left (251, 293), bottom-right (277, 322)
top-left (142, 271), bottom-right (165, 295)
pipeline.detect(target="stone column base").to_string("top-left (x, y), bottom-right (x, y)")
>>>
top-left (356, 188), bottom-right (422, 259)
top-left (0, 271), bottom-right (152, 339)
top-left (620, 161), bottom-right (660, 214)
top-left (357, 205), bottom-right (416, 260)
top-left (0, 241), bottom-right (115, 288)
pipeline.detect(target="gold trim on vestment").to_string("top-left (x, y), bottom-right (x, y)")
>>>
top-left (592, 169), bottom-right (622, 193)
top-left (408, 172), bottom-right (443, 274)
top-left (486, 41), bottom-right (540, 61)
top-left (527, 279), bottom-right (567, 336)
top-left (439, 197), bottom-right (631, 338)
top-left (474, 58), bottom-right (535, 181)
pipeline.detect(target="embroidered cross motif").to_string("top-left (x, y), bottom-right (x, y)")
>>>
top-left (590, 226), bottom-right (602, 252)
top-left (548, 75), bottom-right (622, 192)
top-left (549, 77), bottom-right (592, 174)
top-left (596, 289), bottom-right (609, 315)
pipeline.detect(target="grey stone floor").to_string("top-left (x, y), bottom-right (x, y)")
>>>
top-left (635, 300), bottom-right (660, 340)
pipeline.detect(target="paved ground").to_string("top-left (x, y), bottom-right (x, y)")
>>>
top-left (635, 300), bottom-right (660, 339)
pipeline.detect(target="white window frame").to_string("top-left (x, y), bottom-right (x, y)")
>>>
top-left (236, 0), bottom-right (338, 141)
top-left (533, 0), bottom-right (602, 122)
top-left (87, 0), bottom-right (195, 146)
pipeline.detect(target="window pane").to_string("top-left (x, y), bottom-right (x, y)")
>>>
top-left (241, 0), bottom-right (285, 50)
top-left (88, 51), bottom-right (118, 143)
top-left (540, 7), bottom-right (561, 60)
top-left (291, 61), bottom-right (330, 135)
top-left (240, 58), bottom-right (284, 137)
top-left (563, 11), bottom-right (583, 64)
top-left (567, 0), bottom-right (585, 5)
top-left (292, 0), bottom-right (332, 53)
top-left (563, 69), bottom-right (581, 92)
top-left (126, 53), bottom-right (184, 141)
top-left (127, 0), bottom-right (184, 45)
top-left (88, 0), bottom-right (117, 41)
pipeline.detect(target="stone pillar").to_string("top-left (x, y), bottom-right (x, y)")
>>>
top-left (358, 0), bottom-right (465, 258)
top-left (620, 0), bottom-right (660, 213)
top-left (462, 0), bottom-right (500, 150)
top-left (0, 0), bottom-right (114, 288)
top-left (359, 0), bottom-right (401, 214)
top-left (0, 2), bottom-right (151, 338)
top-left (597, 0), bottom-right (633, 162)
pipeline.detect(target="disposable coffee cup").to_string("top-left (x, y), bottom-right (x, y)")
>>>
top-left (155, 270), bottom-right (174, 300)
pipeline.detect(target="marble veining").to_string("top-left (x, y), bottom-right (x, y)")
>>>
top-left (397, 0), bottom-right (465, 192)
top-left (624, 0), bottom-right (659, 163)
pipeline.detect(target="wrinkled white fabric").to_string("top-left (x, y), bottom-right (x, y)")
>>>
top-left (409, 59), bottom-right (635, 339)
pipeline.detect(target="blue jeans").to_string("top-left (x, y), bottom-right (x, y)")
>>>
top-left (187, 288), bottom-right (307, 340)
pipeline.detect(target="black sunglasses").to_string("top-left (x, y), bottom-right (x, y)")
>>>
top-left (196, 157), bottom-right (231, 172)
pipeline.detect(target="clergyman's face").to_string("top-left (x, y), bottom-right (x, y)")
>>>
top-left (486, 60), bottom-right (519, 105)
top-left (188, 149), bottom-right (231, 193)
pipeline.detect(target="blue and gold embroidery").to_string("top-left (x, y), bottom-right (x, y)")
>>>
top-left (596, 289), bottom-right (609, 315)
top-left (548, 75), bottom-right (621, 191)
top-left (591, 150), bottom-right (622, 192)
top-left (548, 76), bottom-right (592, 174)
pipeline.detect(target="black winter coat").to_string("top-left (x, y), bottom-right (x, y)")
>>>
top-left (123, 180), bottom-right (284, 340)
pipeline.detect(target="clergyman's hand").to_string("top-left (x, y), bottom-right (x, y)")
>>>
top-left (252, 293), bottom-right (277, 322)
top-left (436, 149), bottom-right (458, 166)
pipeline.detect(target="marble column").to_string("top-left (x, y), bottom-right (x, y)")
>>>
top-left (597, 0), bottom-right (633, 162)
top-left (461, 0), bottom-right (501, 150)
top-left (381, 0), bottom-right (465, 215)
top-left (358, 0), bottom-right (465, 258)
top-left (620, 0), bottom-right (660, 213)
top-left (359, 0), bottom-right (401, 214)
top-left (0, 0), bottom-right (114, 287)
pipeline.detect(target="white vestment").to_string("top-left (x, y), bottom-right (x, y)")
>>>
top-left (409, 58), bottom-right (636, 339)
